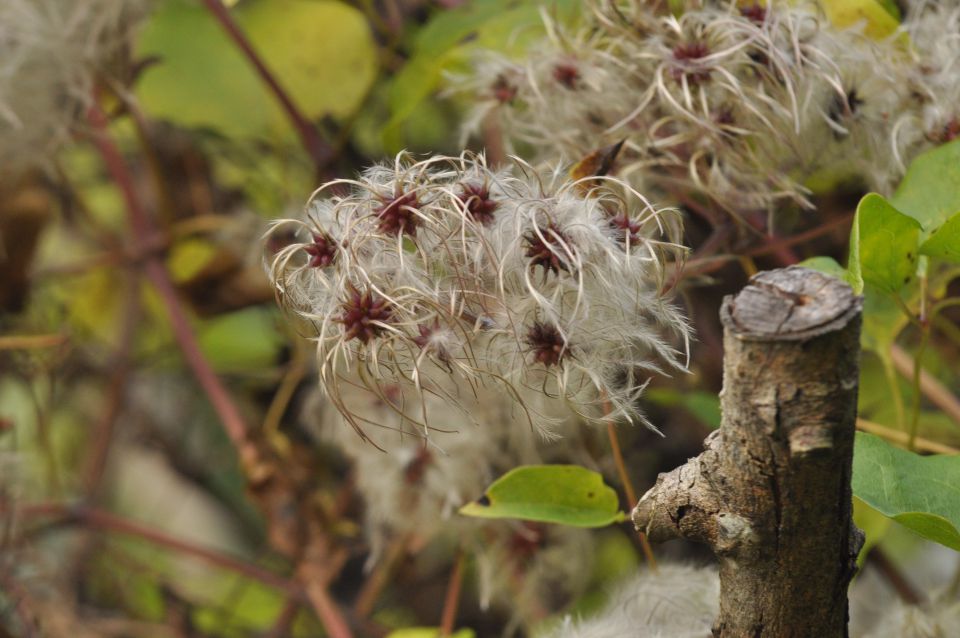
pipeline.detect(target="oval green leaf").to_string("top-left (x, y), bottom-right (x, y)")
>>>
top-left (459, 464), bottom-right (626, 528)
top-left (848, 193), bottom-right (921, 295)
top-left (136, 0), bottom-right (376, 139)
top-left (197, 307), bottom-right (285, 373)
top-left (852, 432), bottom-right (960, 551)
top-left (890, 139), bottom-right (960, 237)
top-left (919, 210), bottom-right (960, 263)
top-left (820, 0), bottom-right (900, 39)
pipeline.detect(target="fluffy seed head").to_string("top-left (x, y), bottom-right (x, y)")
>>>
top-left (526, 321), bottom-right (567, 368)
top-left (671, 41), bottom-right (712, 84)
top-left (338, 286), bottom-right (392, 343)
top-left (524, 220), bottom-right (575, 276)
top-left (305, 231), bottom-right (339, 268)
top-left (458, 182), bottom-right (499, 225)
top-left (0, 0), bottom-right (150, 175)
top-left (553, 62), bottom-right (581, 89)
top-left (269, 151), bottom-right (690, 438)
top-left (376, 190), bottom-right (421, 236)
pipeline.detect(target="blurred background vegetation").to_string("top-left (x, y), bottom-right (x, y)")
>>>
top-left (1, 1), bottom-right (959, 636)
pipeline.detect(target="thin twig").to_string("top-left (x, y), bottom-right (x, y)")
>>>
top-left (85, 100), bottom-right (352, 637)
top-left (744, 214), bottom-right (799, 266)
top-left (302, 577), bottom-right (355, 638)
top-left (85, 102), bottom-right (252, 461)
top-left (856, 418), bottom-right (958, 455)
top-left (439, 550), bottom-right (465, 637)
top-left (263, 338), bottom-right (308, 434)
top-left (354, 535), bottom-right (408, 618)
top-left (745, 212), bottom-right (854, 258)
top-left (199, 0), bottom-right (331, 170)
top-left (605, 422), bottom-right (638, 505)
top-left (602, 396), bottom-right (657, 571)
top-left (867, 547), bottom-right (924, 605)
top-left (17, 503), bottom-right (300, 595)
top-left (82, 273), bottom-right (141, 495)
top-left (264, 598), bottom-right (301, 638)
top-left (890, 343), bottom-right (960, 427)
top-left (0, 334), bottom-right (67, 351)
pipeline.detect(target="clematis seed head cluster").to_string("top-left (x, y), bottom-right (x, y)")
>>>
top-left (269, 152), bottom-right (690, 439)
top-left (453, 0), bottom-right (960, 214)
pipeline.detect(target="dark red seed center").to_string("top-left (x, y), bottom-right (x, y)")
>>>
top-left (376, 191), bottom-right (421, 236)
top-left (338, 288), bottom-right (392, 343)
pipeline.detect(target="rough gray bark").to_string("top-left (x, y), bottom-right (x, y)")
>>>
top-left (633, 266), bottom-right (865, 637)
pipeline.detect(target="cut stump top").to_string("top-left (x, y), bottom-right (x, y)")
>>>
top-left (721, 266), bottom-right (862, 341)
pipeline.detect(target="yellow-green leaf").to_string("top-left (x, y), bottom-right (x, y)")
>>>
top-left (819, 0), bottom-right (900, 39)
top-left (166, 238), bottom-right (219, 284)
top-left (919, 210), bottom-right (960, 263)
top-left (197, 307), bottom-right (284, 373)
top-left (890, 139), bottom-right (960, 238)
top-left (848, 193), bottom-right (921, 295)
top-left (460, 464), bottom-right (625, 528)
top-left (136, 0), bottom-right (376, 139)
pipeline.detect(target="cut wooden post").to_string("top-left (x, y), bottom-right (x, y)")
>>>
top-left (633, 266), bottom-right (865, 637)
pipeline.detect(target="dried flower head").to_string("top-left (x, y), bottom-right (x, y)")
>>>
top-left (453, 0), bottom-right (960, 212)
top-left (0, 0), bottom-right (149, 175)
top-left (548, 564), bottom-right (719, 638)
top-left (269, 151), bottom-right (690, 439)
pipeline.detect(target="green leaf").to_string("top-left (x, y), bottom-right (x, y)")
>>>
top-left (919, 210), bottom-right (960, 263)
top-left (819, 0), bottom-right (900, 39)
top-left (799, 256), bottom-right (848, 281)
top-left (240, 0), bottom-right (376, 120)
top-left (136, 0), bottom-right (376, 139)
top-left (852, 432), bottom-right (960, 551)
top-left (890, 139), bottom-right (960, 237)
top-left (860, 283), bottom-right (911, 352)
top-left (166, 238), bottom-right (219, 284)
top-left (197, 307), bottom-right (284, 373)
top-left (852, 497), bottom-right (892, 565)
top-left (459, 464), bottom-right (625, 528)
top-left (849, 193), bottom-right (921, 294)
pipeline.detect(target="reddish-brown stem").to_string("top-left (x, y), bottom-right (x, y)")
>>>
top-left (264, 599), bottom-right (300, 638)
top-left (82, 273), bottom-right (141, 495)
top-left (199, 0), bottom-right (331, 170)
top-left (0, 334), bottom-right (68, 351)
top-left (85, 102), bottom-right (252, 462)
top-left (745, 214), bottom-right (799, 266)
top-left (354, 535), bottom-right (408, 618)
top-left (606, 421), bottom-right (638, 506)
top-left (17, 503), bottom-right (300, 595)
top-left (439, 550), bottom-right (466, 636)
top-left (481, 109), bottom-right (507, 168)
top-left (86, 101), bottom-right (352, 636)
top-left (603, 404), bottom-right (658, 571)
top-left (745, 213), bottom-right (854, 258)
top-left (677, 214), bottom-right (855, 286)
top-left (867, 547), bottom-right (924, 605)
top-left (302, 578), bottom-right (355, 638)
top-left (671, 189), bottom-right (721, 226)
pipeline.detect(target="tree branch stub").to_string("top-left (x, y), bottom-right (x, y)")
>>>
top-left (633, 266), bottom-right (865, 637)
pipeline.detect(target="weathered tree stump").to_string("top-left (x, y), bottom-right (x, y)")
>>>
top-left (633, 266), bottom-right (865, 637)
